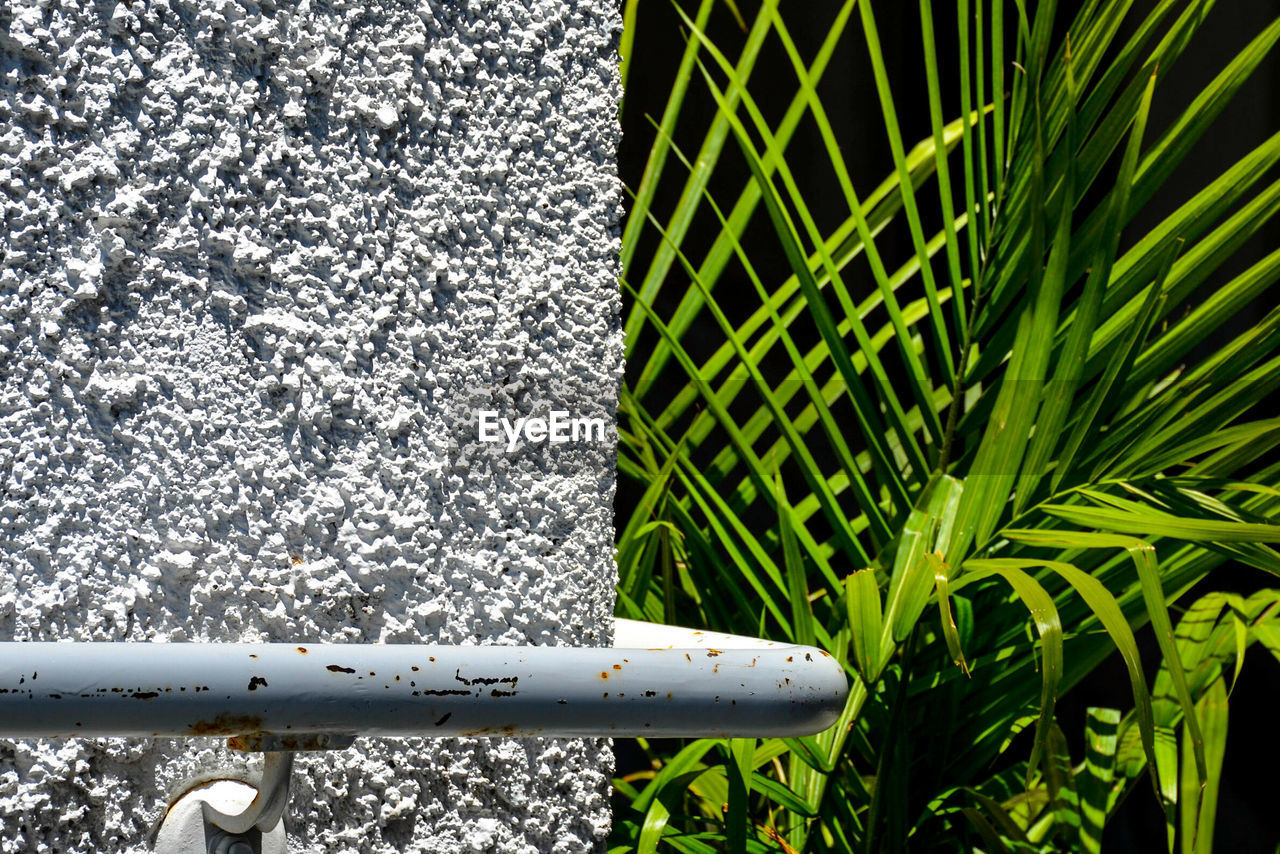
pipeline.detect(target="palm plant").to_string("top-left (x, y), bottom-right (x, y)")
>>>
top-left (611, 1), bottom-right (1280, 852)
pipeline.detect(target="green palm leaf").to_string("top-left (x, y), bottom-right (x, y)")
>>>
top-left (612, 1), bottom-right (1280, 851)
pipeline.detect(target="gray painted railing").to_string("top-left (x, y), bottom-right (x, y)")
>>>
top-left (0, 620), bottom-right (849, 851)
top-left (0, 637), bottom-right (846, 743)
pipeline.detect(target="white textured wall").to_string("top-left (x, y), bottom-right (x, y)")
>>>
top-left (0, 0), bottom-right (621, 850)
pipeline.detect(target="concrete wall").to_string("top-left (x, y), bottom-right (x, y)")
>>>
top-left (0, 0), bottom-right (621, 850)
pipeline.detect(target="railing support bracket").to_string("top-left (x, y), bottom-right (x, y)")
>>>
top-left (152, 753), bottom-right (292, 854)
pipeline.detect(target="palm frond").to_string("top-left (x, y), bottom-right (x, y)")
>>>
top-left (613, 1), bottom-right (1280, 850)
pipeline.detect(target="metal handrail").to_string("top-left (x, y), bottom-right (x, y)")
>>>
top-left (1, 620), bottom-right (849, 849)
top-left (0, 620), bottom-right (848, 744)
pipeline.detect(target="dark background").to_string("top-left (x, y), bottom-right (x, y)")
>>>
top-left (616, 0), bottom-right (1280, 848)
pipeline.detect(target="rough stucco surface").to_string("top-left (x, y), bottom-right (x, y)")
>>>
top-left (0, 0), bottom-right (621, 850)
